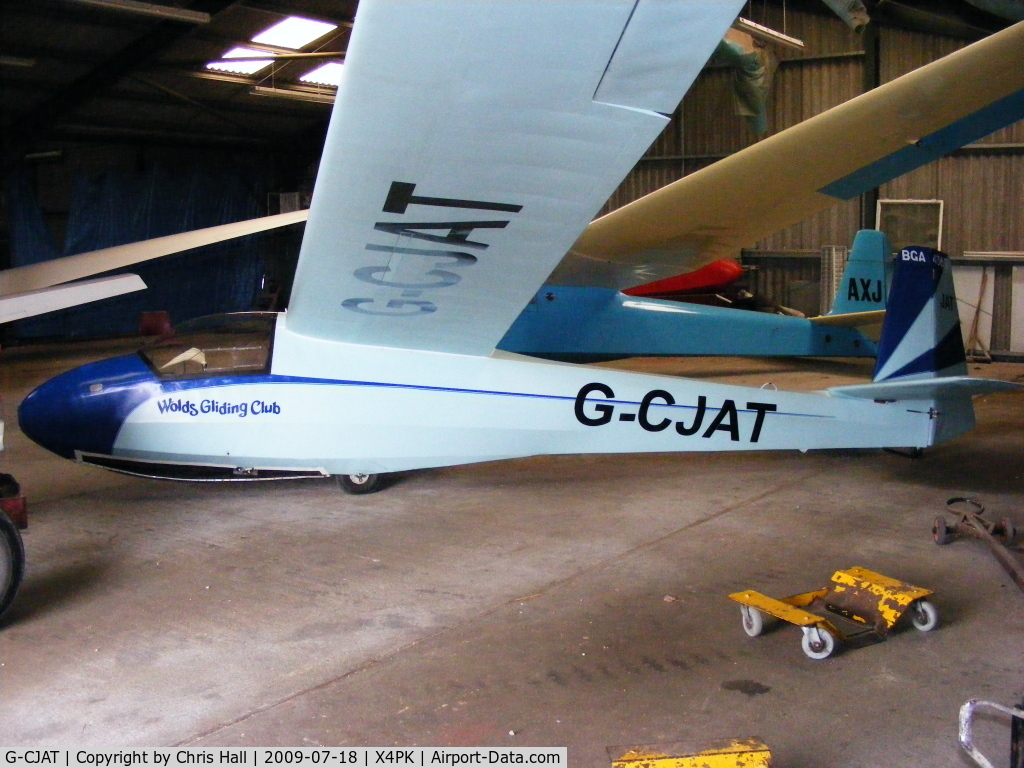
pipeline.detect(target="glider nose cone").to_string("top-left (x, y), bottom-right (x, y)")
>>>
top-left (19, 354), bottom-right (158, 460)
top-left (19, 371), bottom-right (77, 459)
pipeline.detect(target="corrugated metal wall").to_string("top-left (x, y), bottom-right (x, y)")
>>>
top-left (600, 7), bottom-right (1024, 274)
top-left (741, 251), bottom-right (822, 317)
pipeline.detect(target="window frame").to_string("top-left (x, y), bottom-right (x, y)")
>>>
top-left (138, 312), bottom-right (278, 382)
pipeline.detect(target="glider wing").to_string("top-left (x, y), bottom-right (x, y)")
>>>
top-left (566, 21), bottom-right (1024, 281)
top-left (284, 0), bottom-right (744, 355)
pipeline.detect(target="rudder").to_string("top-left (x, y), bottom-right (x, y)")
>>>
top-left (872, 245), bottom-right (966, 383)
top-left (828, 229), bottom-right (889, 316)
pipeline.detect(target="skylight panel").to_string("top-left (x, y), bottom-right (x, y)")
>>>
top-left (206, 47), bottom-right (274, 75)
top-left (251, 17), bottom-right (337, 49)
top-left (300, 62), bottom-right (344, 87)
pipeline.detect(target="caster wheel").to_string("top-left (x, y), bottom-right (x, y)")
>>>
top-left (801, 626), bottom-right (836, 659)
top-left (910, 599), bottom-right (939, 632)
top-left (932, 516), bottom-right (953, 546)
top-left (0, 512), bottom-right (25, 620)
top-left (337, 473), bottom-right (382, 494)
top-left (999, 518), bottom-right (1017, 545)
top-left (740, 605), bottom-right (764, 637)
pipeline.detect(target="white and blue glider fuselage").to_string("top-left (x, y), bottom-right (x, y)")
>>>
top-left (16, 3), bottom-right (1023, 481)
top-left (16, 308), bottom-right (974, 480)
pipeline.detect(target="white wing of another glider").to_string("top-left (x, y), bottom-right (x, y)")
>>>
top-left (285, 0), bottom-right (745, 355)
top-left (0, 274), bottom-right (147, 323)
top-left (0, 210), bottom-right (308, 297)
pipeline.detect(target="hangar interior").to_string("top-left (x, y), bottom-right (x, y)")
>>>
top-left (0, 0), bottom-right (1023, 763)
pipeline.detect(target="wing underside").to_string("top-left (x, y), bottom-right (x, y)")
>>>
top-left (0, 275), bottom-right (147, 324)
top-left (285, 0), bottom-right (744, 355)
top-left (0, 211), bottom-right (308, 297)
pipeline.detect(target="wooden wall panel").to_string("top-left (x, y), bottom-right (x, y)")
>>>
top-left (682, 68), bottom-right (754, 157)
top-left (600, 159), bottom-right (686, 216)
top-left (879, 26), bottom-right (963, 83)
top-left (881, 154), bottom-right (1024, 256)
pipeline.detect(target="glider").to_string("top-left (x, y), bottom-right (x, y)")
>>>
top-left (498, 229), bottom-right (890, 361)
top-left (15, 2), bottom-right (1024, 496)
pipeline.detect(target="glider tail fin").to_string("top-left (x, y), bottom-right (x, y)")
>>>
top-left (827, 245), bottom-right (1021, 446)
top-left (872, 245), bottom-right (966, 384)
top-left (826, 245), bottom-right (1018, 447)
top-left (827, 229), bottom-right (889, 317)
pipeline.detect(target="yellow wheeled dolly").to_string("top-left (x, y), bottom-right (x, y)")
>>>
top-left (728, 567), bottom-right (938, 659)
top-left (609, 738), bottom-right (772, 768)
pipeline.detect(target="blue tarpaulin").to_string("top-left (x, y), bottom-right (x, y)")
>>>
top-left (5, 160), bottom-right (270, 340)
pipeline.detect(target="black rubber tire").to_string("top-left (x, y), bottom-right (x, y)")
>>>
top-left (932, 516), bottom-right (953, 546)
top-left (0, 512), bottom-right (25, 621)
top-left (337, 473), bottom-right (383, 495)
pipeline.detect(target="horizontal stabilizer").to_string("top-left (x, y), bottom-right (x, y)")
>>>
top-left (809, 310), bottom-right (885, 327)
top-left (0, 274), bottom-right (147, 323)
top-left (0, 210), bottom-right (308, 297)
top-left (827, 376), bottom-right (1022, 401)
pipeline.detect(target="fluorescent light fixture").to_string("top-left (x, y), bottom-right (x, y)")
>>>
top-left (62, 0), bottom-right (210, 24)
top-left (0, 55), bottom-right (36, 68)
top-left (732, 17), bottom-right (805, 51)
top-left (251, 16), bottom-right (337, 49)
top-left (250, 86), bottom-right (335, 104)
top-left (299, 62), bottom-right (344, 87)
top-left (24, 150), bottom-right (64, 161)
top-left (207, 47), bottom-right (274, 75)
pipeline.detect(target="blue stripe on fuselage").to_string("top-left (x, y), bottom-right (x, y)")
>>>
top-left (819, 88), bottom-right (1024, 200)
top-left (19, 352), bottom-right (831, 462)
top-left (161, 370), bottom-right (828, 421)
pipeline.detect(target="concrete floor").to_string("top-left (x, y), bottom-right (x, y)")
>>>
top-left (0, 338), bottom-right (1022, 766)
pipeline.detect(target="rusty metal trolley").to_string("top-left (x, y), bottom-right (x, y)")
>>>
top-left (934, 497), bottom-right (1023, 594)
top-left (729, 566), bottom-right (938, 659)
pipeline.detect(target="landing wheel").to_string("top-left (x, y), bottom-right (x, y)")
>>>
top-left (0, 512), bottom-right (25, 620)
top-left (801, 626), bottom-right (836, 660)
top-left (932, 516), bottom-right (953, 546)
top-left (910, 599), bottom-right (939, 632)
top-left (337, 473), bottom-right (382, 495)
top-left (740, 605), bottom-right (764, 637)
